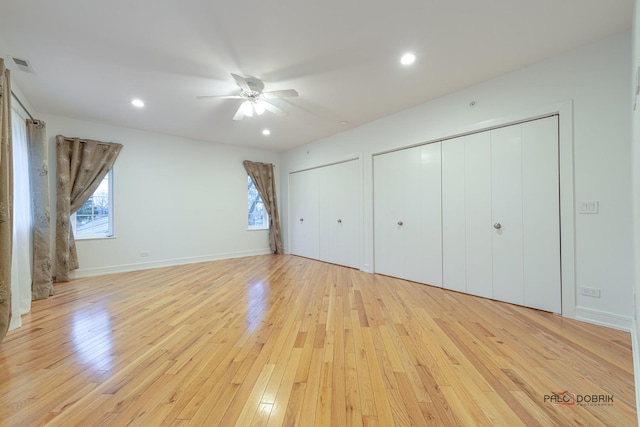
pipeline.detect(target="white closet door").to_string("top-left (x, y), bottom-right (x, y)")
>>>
top-left (442, 118), bottom-right (560, 312)
top-left (491, 125), bottom-right (525, 306)
top-left (522, 117), bottom-right (561, 312)
top-left (415, 143), bottom-right (442, 287)
top-left (318, 166), bottom-right (331, 263)
top-left (465, 132), bottom-right (493, 299)
top-left (374, 143), bottom-right (442, 286)
top-left (319, 160), bottom-right (360, 268)
top-left (374, 149), bottom-right (405, 278)
top-left (490, 117), bottom-right (560, 312)
top-left (442, 136), bottom-right (467, 293)
top-left (289, 168), bottom-right (320, 259)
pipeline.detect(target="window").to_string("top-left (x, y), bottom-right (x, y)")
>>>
top-left (73, 169), bottom-right (114, 238)
top-left (247, 175), bottom-right (268, 230)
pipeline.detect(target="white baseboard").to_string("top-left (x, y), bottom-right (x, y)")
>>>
top-left (574, 306), bottom-right (633, 332)
top-left (70, 249), bottom-right (273, 279)
top-left (631, 319), bottom-right (640, 427)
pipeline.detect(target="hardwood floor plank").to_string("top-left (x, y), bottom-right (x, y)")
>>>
top-left (233, 364), bottom-right (275, 427)
top-left (0, 255), bottom-right (634, 426)
top-left (265, 349), bottom-right (303, 427)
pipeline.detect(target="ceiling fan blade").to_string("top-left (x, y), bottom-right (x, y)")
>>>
top-left (232, 104), bottom-right (245, 120)
top-left (262, 89), bottom-right (299, 99)
top-left (231, 73), bottom-right (251, 92)
top-left (262, 101), bottom-right (288, 117)
top-left (196, 95), bottom-right (243, 100)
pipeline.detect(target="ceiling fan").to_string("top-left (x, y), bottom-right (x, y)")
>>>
top-left (197, 73), bottom-right (298, 120)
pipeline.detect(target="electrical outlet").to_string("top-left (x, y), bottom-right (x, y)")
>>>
top-left (578, 201), bottom-right (599, 214)
top-left (140, 251), bottom-right (150, 257)
top-left (581, 287), bottom-right (601, 298)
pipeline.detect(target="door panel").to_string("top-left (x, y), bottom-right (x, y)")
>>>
top-left (491, 125), bottom-right (524, 306)
top-left (522, 117), bottom-right (561, 312)
top-left (403, 145), bottom-right (426, 283)
top-left (374, 150), bottom-right (405, 278)
top-left (416, 143), bottom-right (442, 287)
top-left (374, 144), bottom-right (442, 286)
top-left (321, 160), bottom-right (360, 268)
top-left (464, 132), bottom-right (493, 299)
top-left (442, 137), bottom-right (467, 292)
top-left (289, 168), bottom-right (320, 259)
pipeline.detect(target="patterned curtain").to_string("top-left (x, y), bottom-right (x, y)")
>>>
top-left (55, 135), bottom-right (122, 282)
top-left (28, 120), bottom-right (53, 299)
top-left (242, 160), bottom-right (283, 254)
top-left (0, 59), bottom-right (13, 342)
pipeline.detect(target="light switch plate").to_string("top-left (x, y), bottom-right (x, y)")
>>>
top-left (578, 201), bottom-right (599, 214)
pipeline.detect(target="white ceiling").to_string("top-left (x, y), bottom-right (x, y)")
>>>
top-left (0, 0), bottom-right (633, 152)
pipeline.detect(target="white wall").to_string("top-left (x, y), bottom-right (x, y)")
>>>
top-left (631, 0), bottom-right (640, 410)
top-left (43, 115), bottom-right (279, 277)
top-left (281, 32), bottom-right (634, 327)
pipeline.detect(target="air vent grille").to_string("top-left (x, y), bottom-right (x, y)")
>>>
top-left (12, 57), bottom-right (35, 74)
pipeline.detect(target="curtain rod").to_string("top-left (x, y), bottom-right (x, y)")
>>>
top-left (11, 90), bottom-right (34, 121)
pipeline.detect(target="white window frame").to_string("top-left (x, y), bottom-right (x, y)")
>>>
top-left (72, 168), bottom-right (115, 240)
top-left (247, 175), bottom-right (269, 231)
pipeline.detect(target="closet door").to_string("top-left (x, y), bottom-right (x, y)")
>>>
top-left (412, 143), bottom-right (442, 286)
top-left (491, 125), bottom-right (525, 306)
top-left (374, 143), bottom-right (442, 286)
top-left (490, 117), bottom-right (560, 312)
top-left (442, 136), bottom-right (466, 293)
top-left (373, 149), bottom-right (406, 279)
top-left (521, 117), bottom-right (560, 313)
top-left (442, 132), bottom-right (492, 298)
top-left (441, 116), bottom-right (560, 312)
top-left (319, 160), bottom-right (360, 268)
top-left (289, 168), bottom-right (320, 259)
top-left (464, 132), bottom-right (493, 298)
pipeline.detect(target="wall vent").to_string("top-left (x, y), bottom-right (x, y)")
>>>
top-left (12, 57), bottom-right (35, 74)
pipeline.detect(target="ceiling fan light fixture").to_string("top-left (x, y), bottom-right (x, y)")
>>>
top-left (241, 101), bottom-right (253, 117)
top-left (254, 102), bottom-right (265, 115)
top-left (400, 53), bottom-right (416, 65)
top-left (198, 73), bottom-right (298, 120)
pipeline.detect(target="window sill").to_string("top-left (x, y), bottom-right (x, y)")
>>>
top-left (75, 235), bottom-right (118, 241)
top-left (247, 227), bottom-right (268, 232)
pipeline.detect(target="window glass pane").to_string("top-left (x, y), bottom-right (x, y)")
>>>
top-left (76, 172), bottom-right (112, 237)
top-left (248, 176), bottom-right (268, 229)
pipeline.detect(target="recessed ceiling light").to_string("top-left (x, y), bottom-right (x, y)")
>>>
top-left (400, 53), bottom-right (416, 66)
top-left (262, 129), bottom-right (271, 136)
top-left (131, 99), bottom-right (145, 108)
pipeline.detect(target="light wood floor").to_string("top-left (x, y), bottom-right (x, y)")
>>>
top-left (0, 255), bottom-right (636, 426)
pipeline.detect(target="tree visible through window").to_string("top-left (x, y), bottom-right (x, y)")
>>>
top-left (248, 175), bottom-right (268, 229)
top-left (74, 170), bottom-right (113, 238)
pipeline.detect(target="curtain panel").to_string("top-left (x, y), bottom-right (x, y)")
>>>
top-left (55, 135), bottom-right (122, 282)
top-left (28, 120), bottom-right (53, 299)
top-left (242, 160), bottom-right (283, 254)
top-left (0, 59), bottom-right (14, 342)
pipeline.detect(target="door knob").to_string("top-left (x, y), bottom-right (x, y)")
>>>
top-left (494, 223), bottom-right (502, 229)
top-left (397, 220), bottom-right (404, 226)
top-left (300, 218), bottom-right (304, 222)
top-left (337, 219), bottom-right (342, 224)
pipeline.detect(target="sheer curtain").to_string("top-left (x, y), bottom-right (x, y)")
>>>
top-left (9, 108), bottom-right (32, 330)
